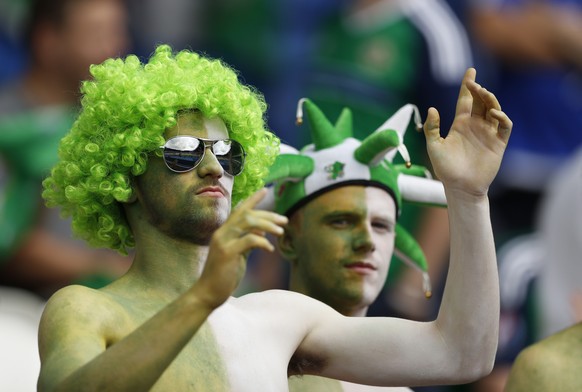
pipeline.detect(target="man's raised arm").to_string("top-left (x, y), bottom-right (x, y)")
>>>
top-left (294, 68), bottom-right (511, 387)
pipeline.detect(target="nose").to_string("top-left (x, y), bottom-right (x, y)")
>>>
top-left (352, 225), bottom-right (376, 254)
top-left (196, 147), bottom-right (224, 178)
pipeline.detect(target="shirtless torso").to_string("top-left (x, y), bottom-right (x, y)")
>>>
top-left (43, 283), bottom-right (315, 391)
top-left (42, 280), bottom-right (419, 391)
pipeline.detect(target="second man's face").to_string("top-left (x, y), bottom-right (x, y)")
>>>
top-left (288, 186), bottom-right (396, 315)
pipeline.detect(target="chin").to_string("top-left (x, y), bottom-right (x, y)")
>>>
top-left (361, 286), bottom-right (383, 306)
top-left (168, 211), bottom-right (229, 245)
top-left (210, 199), bottom-right (231, 218)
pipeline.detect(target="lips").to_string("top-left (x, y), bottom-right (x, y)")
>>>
top-left (344, 261), bottom-right (377, 273)
top-left (196, 186), bottom-right (226, 197)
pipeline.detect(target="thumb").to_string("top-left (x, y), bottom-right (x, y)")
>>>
top-left (423, 107), bottom-right (441, 143)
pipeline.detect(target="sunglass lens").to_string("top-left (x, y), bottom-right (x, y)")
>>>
top-left (163, 137), bottom-right (204, 172)
top-left (164, 149), bottom-right (203, 172)
top-left (214, 140), bottom-right (245, 176)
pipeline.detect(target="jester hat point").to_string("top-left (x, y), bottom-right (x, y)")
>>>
top-left (264, 98), bottom-right (448, 298)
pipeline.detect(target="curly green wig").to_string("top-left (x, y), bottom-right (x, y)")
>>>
top-left (42, 44), bottom-right (279, 254)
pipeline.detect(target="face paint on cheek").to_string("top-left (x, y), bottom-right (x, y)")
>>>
top-left (291, 186), bottom-right (396, 314)
top-left (360, 187), bottom-right (396, 304)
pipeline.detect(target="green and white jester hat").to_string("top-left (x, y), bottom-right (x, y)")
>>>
top-left (261, 98), bottom-right (447, 298)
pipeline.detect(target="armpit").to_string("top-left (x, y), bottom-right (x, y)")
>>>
top-left (287, 350), bottom-right (328, 377)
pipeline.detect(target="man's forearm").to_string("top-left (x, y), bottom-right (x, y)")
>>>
top-left (435, 189), bottom-right (499, 379)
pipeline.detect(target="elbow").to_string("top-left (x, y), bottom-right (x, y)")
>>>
top-left (440, 359), bottom-right (494, 386)
top-left (434, 333), bottom-right (497, 384)
top-left (460, 357), bottom-right (495, 384)
top-left (447, 348), bottom-right (496, 384)
top-left (468, 334), bottom-right (498, 381)
top-left (438, 320), bottom-right (499, 384)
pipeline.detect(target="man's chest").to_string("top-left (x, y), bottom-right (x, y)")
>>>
top-left (152, 322), bottom-right (231, 391)
top-left (114, 300), bottom-right (292, 391)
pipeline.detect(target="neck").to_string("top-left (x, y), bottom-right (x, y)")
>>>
top-left (123, 215), bottom-right (210, 300)
top-left (288, 275), bottom-right (369, 318)
top-left (347, 306), bottom-right (368, 317)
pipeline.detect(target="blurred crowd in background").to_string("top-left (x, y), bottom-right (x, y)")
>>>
top-left (1, 0), bottom-right (581, 391)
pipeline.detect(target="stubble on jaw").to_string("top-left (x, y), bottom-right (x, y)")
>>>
top-left (176, 209), bottom-right (228, 245)
top-left (153, 202), bottom-right (230, 246)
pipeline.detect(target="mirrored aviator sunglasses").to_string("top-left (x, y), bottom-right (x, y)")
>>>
top-left (160, 136), bottom-right (246, 176)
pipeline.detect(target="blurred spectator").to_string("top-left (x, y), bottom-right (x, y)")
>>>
top-left (502, 147), bottom-right (582, 391)
top-left (0, 0), bottom-right (133, 297)
top-left (304, 0), bottom-right (472, 142)
top-left (496, 146), bottom-right (582, 354)
top-left (0, 285), bottom-right (45, 391)
top-left (535, 150), bottom-right (582, 340)
top-left (126, 0), bottom-right (205, 58)
top-left (202, 0), bottom-right (342, 147)
top-left (468, 0), bottom-right (582, 243)
top-left (466, 1), bottom-right (582, 390)
top-left (0, 0), bottom-right (28, 84)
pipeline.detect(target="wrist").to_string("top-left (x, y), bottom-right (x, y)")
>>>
top-left (444, 186), bottom-right (489, 205)
top-left (188, 282), bottom-right (225, 313)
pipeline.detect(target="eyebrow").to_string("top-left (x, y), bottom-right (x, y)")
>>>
top-left (372, 216), bottom-right (396, 229)
top-left (377, 212), bottom-right (396, 225)
top-left (321, 210), bottom-right (363, 221)
top-left (321, 209), bottom-right (395, 228)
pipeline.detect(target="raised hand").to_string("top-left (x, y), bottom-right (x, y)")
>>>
top-left (195, 188), bottom-right (288, 309)
top-left (423, 68), bottom-right (512, 197)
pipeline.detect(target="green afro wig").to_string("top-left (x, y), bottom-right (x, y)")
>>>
top-left (42, 44), bottom-right (279, 254)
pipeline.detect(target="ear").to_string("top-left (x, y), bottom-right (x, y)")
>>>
top-left (277, 228), bottom-right (298, 262)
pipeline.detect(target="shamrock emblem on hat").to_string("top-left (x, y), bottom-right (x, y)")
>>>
top-left (325, 161), bottom-right (345, 180)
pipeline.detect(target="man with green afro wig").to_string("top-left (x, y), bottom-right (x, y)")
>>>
top-left (42, 44), bottom-right (279, 254)
top-left (38, 43), bottom-right (512, 391)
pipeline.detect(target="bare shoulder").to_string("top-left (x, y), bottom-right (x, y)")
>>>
top-left (41, 284), bottom-right (121, 329)
top-left (45, 284), bottom-right (111, 306)
top-left (506, 323), bottom-right (582, 391)
top-left (229, 289), bottom-right (340, 346)
top-left (39, 284), bottom-right (127, 353)
top-left (519, 323), bottom-right (582, 367)
top-left (233, 289), bottom-right (337, 317)
top-left (38, 285), bottom-right (131, 390)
